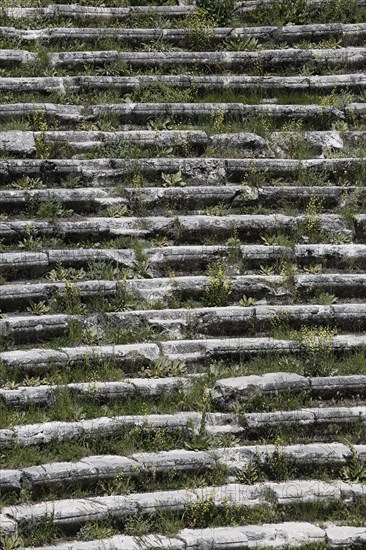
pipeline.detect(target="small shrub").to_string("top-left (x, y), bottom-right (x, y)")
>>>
top-left (204, 261), bottom-right (231, 307)
top-left (197, 0), bottom-right (235, 25)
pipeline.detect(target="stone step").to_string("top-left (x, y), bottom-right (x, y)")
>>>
top-left (0, 49), bottom-right (36, 67)
top-left (0, 214), bottom-right (348, 245)
top-left (0, 130), bottom-right (208, 157)
top-left (0, 343), bottom-right (160, 374)
top-left (1, 130), bottom-right (364, 159)
top-left (295, 273), bottom-right (366, 298)
top-left (0, 412), bottom-right (240, 449)
top-left (236, 0), bottom-right (366, 10)
top-left (0, 185), bottom-right (351, 214)
top-left (0, 376), bottom-right (193, 408)
top-left (3, 4), bottom-right (194, 20)
top-left (1, 102), bottom-right (356, 129)
top-left (2, 370), bottom-right (366, 410)
top-left (1, 23), bottom-right (366, 47)
top-left (1, 74), bottom-right (366, 96)
top-left (2, 442), bottom-right (364, 493)
top-left (244, 406), bottom-right (366, 434)
top-left (213, 372), bottom-right (366, 411)
top-left (2, 303), bottom-right (366, 344)
top-left (47, 48), bottom-right (366, 72)
top-left (1, 479), bottom-right (365, 533)
top-left (0, 275), bottom-right (286, 312)
top-left (22, 522), bottom-right (366, 550)
top-left (1, 334), bottom-right (364, 374)
top-left (0, 187), bottom-right (126, 213)
top-left (0, 248), bottom-right (135, 280)
top-left (123, 185), bottom-right (356, 211)
top-left (160, 334), bottom-right (366, 362)
top-left (2, 244), bottom-right (366, 282)
top-left (4, 272), bottom-right (366, 314)
top-left (1, 157), bottom-right (363, 186)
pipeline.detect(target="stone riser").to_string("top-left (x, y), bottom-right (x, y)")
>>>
top-left (4, 273), bottom-right (366, 313)
top-left (1, 74), bottom-right (366, 96)
top-left (2, 244), bottom-right (366, 282)
top-left (1, 479), bottom-right (365, 533)
top-left (0, 334), bottom-right (364, 374)
top-left (21, 523), bottom-right (366, 550)
top-left (0, 442), bottom-right (361, 493)
top-left (2, 303), bottom-right (366, 344)
top-left (0, 214), bottom-right (349, 246)
top-left (1, 23), bottom-right (366, 47)
top-left (1, 102), bottom-right (359, 128)
top-left (1, 157), bottom-right (363, 186)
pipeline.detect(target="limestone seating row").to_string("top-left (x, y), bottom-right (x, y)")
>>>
top-left (4, 273), bottom-right (366, 313)
top-left (1, 480), bottom-right (366, 532)
top-left (7, 47), bottom-right (366, 72)
top-left (1, 73), bottom-right (366, 94)
top-left (21, 523), bottom-right (366, 550)
top-left (0, 376), bottom-right (194, 407)
top-left (0, 214), bottom-right (350, 244)
top-left (213, 372), bottom-right (366, 411)
top-left (30, 47), bottom-right (366, 71)
top-left (1, 23), bottom-right (366, 46)
top-left (3, 244), bottom-right (366, 281)
top-left (0, 411), bottom-right (240, 449)
top-left (0, 129), bottom-right (208, 157)
top-left (2, 370), bottom-right (366, 409)
top-left (0, 185), bottom-right (353, 214)
top-left (0, 130), bottom-right (363, 159)
top-left (0, 275), bottom-right (287, 311)
top-left (2, 4), bottom-right (194, 20)
top-left (3, 303), bottom-right (366, 343)
top-left (2, 406), bottom-right (366, 449)
top-left (0, 334), bottom-right (365, 374)
top-left (3, 0), bottom-right (366, 20)
top-left (161, 334), bottom-right (366, 362)
top-left (1, 157), bottom-right (363, 186)
top-left (0, 442), bottom-right (362, 493)
top-left (1, 102), bottom-right (359, 127)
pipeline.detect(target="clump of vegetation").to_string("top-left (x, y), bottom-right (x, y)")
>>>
top-left (298, 325), bottom-right (337, 376)
top-left (197, 0), bottom-right (235, 25)
top-left (204, 260), bottom-right (232, 306)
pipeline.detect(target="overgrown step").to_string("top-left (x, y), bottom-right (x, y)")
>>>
top-left (45, 48), bottom-right (366, 71)
top-left (2, 22), bottom-right (366, 46)
top-left (21, 523), bottom-right (366, 550)
top-left (1, 479), bottom-right (366, 532)
top-left (0, 214), bottom-right (349, 245)
top-left (1, 74), bottom-right (366, 95)
top-left (1, 102), bottom-right (359, 128)
top-left (2, 4), bottom-right (194, 20)
top-left (1, 157), bottom-right (364, 186)
top-left (2, 442), bottom-right (364, 493)
top-left (4, 303), bottom-right (366, 344)
top-left (0, 412), bottom-right (241, 449)
top-left (1, 334), bottom-right (366, 374)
